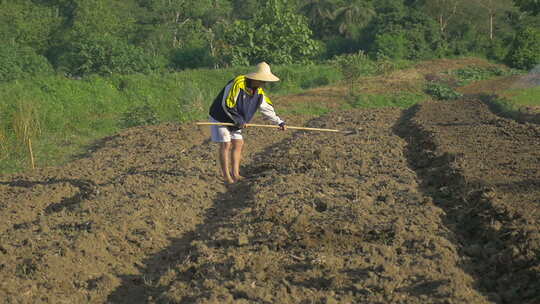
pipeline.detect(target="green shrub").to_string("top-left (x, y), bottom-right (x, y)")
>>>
top-left (425, 83), bottom-right (463, 100)
top-left (505, 27), bottom-right (540, 70)
top-left (119, 102), bottom-right (159, 128)
top-left (366, 6), bottom-right (444, 60)
top-left (450, 66), bottom-right (523, 85)
top-left (225, 0), bottom-right (321, 65)
top-left (0, 44), bottom-right (53, 82)
top-left (331, 51), bottom-right (377, 93)
top-left (171, 47), bottom-right (216, 70)
top-left (57, 34), bottom-right (166, 76)
top-left (373, 32), bottom-right (408, 60)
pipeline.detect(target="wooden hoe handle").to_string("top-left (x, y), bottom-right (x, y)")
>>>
top-left (195, 122), bottom-right (343, 133)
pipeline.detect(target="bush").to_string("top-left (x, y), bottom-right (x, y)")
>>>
top-left (171, 47), bottom-right (216, 70)
top-left (0, 44), bottom-right (53, 82)
top-left (425, 83), bottom-right (463, 100)
top-left (365, 7), bottom-right (444, 60)
top-left (225, 0), bottom-right (321, 65)
top-left (57, 35), bottom-right (166, 76)
top-left (331, 51), bottom-right (377, 94)
top-left (119, 102), bottom-right (159, 128)
top-left (505, 27), bottom-right (540, 70)
top-left (451, 66), bottom-right (521, 85)
top-left (373, 32), bottom-right (408, 60)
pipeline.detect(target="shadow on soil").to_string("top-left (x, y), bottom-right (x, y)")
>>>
top-left (394, 104), bottom-right (540, 304)
top-left (105, 141), bottom-right (287, 303)
top-left (106, 181), bottom-right (254, 303)
top-left (0, 178), bottom-right (97, 214)
top-left (473, 93), bottom-right (540, 125)
top-left (70, 134), bottom-right (121, 161)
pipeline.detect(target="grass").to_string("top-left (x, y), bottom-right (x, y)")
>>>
top-left (0, 64), bottom-right (342, 173)
top-left (348, 92), bottom-right (428, 109)
top-left (283, 103), bottom-right (332, 117)
top-left (503, 86), bottom-right (540, 106)
top-left (486, 86), bottom-right (540, 124)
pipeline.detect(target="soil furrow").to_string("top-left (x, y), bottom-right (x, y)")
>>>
top-left (153, 109), bottom-right (488, 303)
top-left (396, 99), bottom-right (540, 303)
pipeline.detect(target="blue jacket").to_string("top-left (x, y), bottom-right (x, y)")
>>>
top-left (209, 76), bottom-right (283, 126)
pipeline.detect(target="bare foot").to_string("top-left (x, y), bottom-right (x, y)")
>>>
top-left (233, 175), bottom-right (245, 182)
top-left (224, 177), bottom-right (235, 185)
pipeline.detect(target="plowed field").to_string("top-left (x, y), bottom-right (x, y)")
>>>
top-left (1, 60), bottom-right (539, 304)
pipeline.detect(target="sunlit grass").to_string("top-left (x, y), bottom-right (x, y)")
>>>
top-left (282, 103), bottom-right (331, 117)
top-left (348, 92), bottom-right (428, 109)
top-left (503, 86), bottom-right (540, 106)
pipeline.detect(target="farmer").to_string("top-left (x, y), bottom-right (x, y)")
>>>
top-left (208, 62), bottom-right (286, 184)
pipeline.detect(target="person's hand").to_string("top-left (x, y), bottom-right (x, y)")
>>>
top-left (236, 123), bottom-right (247, 129)
top-left (278, 122), bottom-right (286, 131)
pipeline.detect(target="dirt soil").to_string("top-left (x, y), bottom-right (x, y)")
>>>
top-left (1, 59), bottom-right (539, 304)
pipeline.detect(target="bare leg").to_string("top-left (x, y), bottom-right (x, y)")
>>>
top-left (219, 142), bottom-right (234, 184)
top-left (231, 139), bottom-right (244, 182)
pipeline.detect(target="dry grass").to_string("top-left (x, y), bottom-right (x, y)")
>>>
top-left (0, 128), bottom-right (7, 161)
top-left (11, 100), bottom-right (41, 168)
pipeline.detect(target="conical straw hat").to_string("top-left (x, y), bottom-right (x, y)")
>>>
top-left (245, 62), bottom-right (280, 82)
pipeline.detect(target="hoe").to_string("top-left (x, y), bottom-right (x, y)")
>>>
top-left (196, 122), bottom-right (358, 135)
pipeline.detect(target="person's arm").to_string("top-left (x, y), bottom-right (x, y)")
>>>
top-left (259, 94), bottom-right (285, 127)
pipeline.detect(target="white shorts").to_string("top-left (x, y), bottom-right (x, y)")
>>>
top-left (209, 117), bottom-right (243, 142)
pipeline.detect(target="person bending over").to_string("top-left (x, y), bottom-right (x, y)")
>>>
top-left (208, 62), bottom-right (286, 184)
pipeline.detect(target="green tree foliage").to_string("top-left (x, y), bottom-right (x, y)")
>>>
top-left (418, 0), bottom-right (464, 36)
top-left (373, 32), bottom-right (408, 59)
top-left (0, 0), bottom-right (62, 52)
top-left (135, 0), bottom-right (230, 69)
top-left (0, 43), bottom-right (54, 81)
top-left (48, 0), bottom-right (164, 75)
top-left (299, 0), bottom-right (336, 39)
top-left (332, 0), bottom-right (375, 38)
top-left (226, 0), bottom-right (321, 65)
top-left (57, 34), bottom-right (165, 75)
top-left (505, 26), bottom-right (540, 69)
top-left (513, 0), bottom-right (540, 14)
top-left (366, 2), bottom-right (444, 60)
top-left (0, 0), bottom-right (535, 79)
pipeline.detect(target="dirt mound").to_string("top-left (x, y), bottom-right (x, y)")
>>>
top-left (397, 99), bottom-right (540, 303)
top-left (0, 123), bottom-right (227, 303)
top-left (150, 109), bottom-right (489, 304)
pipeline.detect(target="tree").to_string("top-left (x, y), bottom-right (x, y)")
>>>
top-left (420, 0), bottom-right (465, 36)
top-left (332, 0), bottom-right (375, 38)
top-left (299, 0), bottom-right (336, 39)
top-left (50, 0), bottom-right (164, 75)
top-left (513, 0), bottom-right (540, 15)
top-left (225, 0), bottom-right (321, 65)
top-left (133, 0), bottom-right (231, 68)
top-left (0, 43), bottom-right (53, 81)
top-left (505, 26), bottom-right (540, 69)
top-left (473, 0), bottom-right (516, 40)
top-left (0, 0), bottom-right (62, 52)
